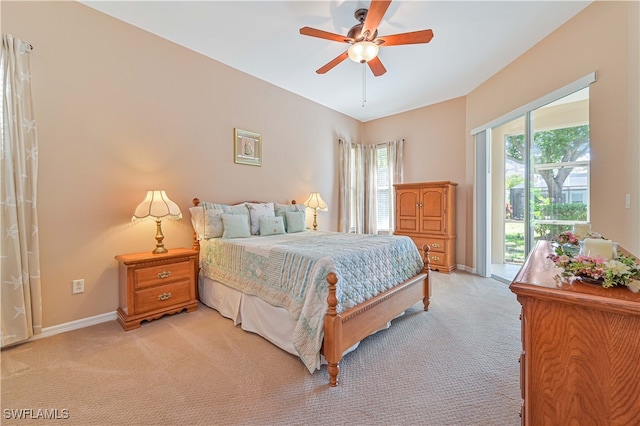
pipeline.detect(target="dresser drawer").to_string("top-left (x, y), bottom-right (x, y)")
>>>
top-left (134, 260), bottom-right (192, 289)
top-left (429, 252), bottom-right (446, 266)
top-left (410, 236), bottom-right (446, 254)
top-left (134, 279), bottom-right (192, 314)
top-left (423, 238), bottom-right (446, 253)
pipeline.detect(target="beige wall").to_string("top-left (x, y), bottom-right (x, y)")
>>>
top-left (363, 97), bottom-right (468, 269)
top-left (466, 0), bottom-right (640, 267)
top-left (2, 1), bottom-right (362, 328)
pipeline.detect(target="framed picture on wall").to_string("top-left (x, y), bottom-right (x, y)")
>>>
top-left (234, 128), bottom-right (262, 166)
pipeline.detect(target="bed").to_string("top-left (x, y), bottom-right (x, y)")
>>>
top-left (190, 198), bottom-right (430, 386)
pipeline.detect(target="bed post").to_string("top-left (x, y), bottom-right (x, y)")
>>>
top-left (422, 244), bottom-right (431, 311)
top-left (192, 198), bottom-right (202, 301)
top-left (324, 272), bottom-right (341, 387)
top-left (192, 198), bottom-right (201, 252)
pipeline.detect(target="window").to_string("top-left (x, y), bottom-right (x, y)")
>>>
top-left (376, 145), bottom-right (391, 231)
top-left (346, 142), bottom-right (397, 233)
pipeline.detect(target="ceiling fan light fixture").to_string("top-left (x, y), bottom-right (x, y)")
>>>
top-left (347, 41), bottom-right (379, 63)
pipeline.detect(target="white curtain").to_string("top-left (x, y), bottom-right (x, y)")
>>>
top-left (1, 34), bottom-right (42, 347)
top-left (385, 139), bottom-right (404, 233)
top-left (338, 139), bottom-right (352, 233)
top-left (362, 144), bottom-right (377, 233)
top-left (338, 138), bottom-right (403, 235)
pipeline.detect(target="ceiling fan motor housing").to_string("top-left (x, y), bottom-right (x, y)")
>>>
top-left (348, 9), bottom-right (378, 41)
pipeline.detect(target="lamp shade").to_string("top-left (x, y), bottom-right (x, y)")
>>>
top-left (132, 190), bottom-right (182, 222)
top-left (347, 41), bottom-right (379, 63)
top-left (304, 192), bottom-right (328, 210)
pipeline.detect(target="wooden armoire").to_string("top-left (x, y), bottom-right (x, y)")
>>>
top-left (394, 181), bottom-right (457, 273)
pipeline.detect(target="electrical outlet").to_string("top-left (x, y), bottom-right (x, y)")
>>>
top-left (72, 279), bottom-right (84, 294)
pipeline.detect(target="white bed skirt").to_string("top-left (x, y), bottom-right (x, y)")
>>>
top-left (199, 273), bottom-right (301, 355)
top-left (198, 273), bottom-right (395, 368)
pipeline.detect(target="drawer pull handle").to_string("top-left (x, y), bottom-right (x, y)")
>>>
top-left (432, 256), bottom-right (440, 261)
top-left (158, 271), bottom-right (171, 279)
top-left (432, 243), bottom-right (440, 248)
top-left (158, 292), bottom-right (172, 301)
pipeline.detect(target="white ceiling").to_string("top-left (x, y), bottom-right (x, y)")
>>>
top-left (80, 0), bottom-right (593, 122)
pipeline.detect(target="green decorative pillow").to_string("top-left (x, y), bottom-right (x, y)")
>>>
top-left (259, 216), bottom-right (285, 236)
top-left (276, 204), bottom-right (306, 231)
top-left (221, 214), bottom-right (251, 239)
top-left (285, 211), bottom-right (306, 233)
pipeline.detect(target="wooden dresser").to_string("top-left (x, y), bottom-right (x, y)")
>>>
top-left (394, 181), bottom-right (457, 273)
top-left (510, 241), bottom-right (640, 425)
top-left (115, 248), bottom-right (199, 330)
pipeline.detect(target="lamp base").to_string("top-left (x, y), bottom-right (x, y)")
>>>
top-left (312, 211), bottom-right (318, 231)
top-left (153, 219), bottom-right (168, 254)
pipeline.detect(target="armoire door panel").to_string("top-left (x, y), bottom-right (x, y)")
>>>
top-left (422, 219), bottom-right (444, 233)
top-left (399, 219), bottom-right (418, 231)
top-left (421, 190), bottom-right (443, 218)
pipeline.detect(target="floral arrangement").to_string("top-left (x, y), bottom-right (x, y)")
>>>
top-left (548, 231), bottom-right (640, 293)
top-left (555, 230), bottom-right (602, 245)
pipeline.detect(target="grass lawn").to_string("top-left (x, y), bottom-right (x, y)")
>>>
top-left (505, 221), bottom-right (525, 264)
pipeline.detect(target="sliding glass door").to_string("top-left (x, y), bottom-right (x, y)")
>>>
top-left (528, 88), bottom-right (590, 246)
top-left (491, 87), bottom-right (590, 273)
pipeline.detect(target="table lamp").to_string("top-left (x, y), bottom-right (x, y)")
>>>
top-left (132, 190), bottom-right (182, 254)
top-left (304, 192), bottom-right (327, 231)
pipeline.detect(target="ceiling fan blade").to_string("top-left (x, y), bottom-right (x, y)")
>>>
top-left (376, 29), bottom-right (434, 46)
top-left (361, 0), bottom-right (392, 40)
top-left (316, 51), bottom-right (349, 74)
top-left (300, 27), bottom-right (353, 44)
top-left (368, 56), bottom-right (387, 77)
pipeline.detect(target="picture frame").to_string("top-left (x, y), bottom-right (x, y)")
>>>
top-left (234, 128), bottom-right (262, 166)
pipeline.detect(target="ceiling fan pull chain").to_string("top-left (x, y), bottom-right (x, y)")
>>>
top-left (362, 62), bottom-right (367, 107)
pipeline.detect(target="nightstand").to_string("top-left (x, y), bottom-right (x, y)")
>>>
top-left (115, 248), bottom-right (199, 330)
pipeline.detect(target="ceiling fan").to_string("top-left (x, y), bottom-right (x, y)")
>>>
top-left (299, 0), bottom-right (434, 77)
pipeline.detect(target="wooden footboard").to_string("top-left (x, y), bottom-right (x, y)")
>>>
top-left (322, 268), bottom-right (430, 387)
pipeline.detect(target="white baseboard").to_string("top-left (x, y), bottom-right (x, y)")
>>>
top-left (456, 264), bottom-right (476, 274)
top-left (33, 311), bottom-right (118, 341)
top-left (491, 274), bottom-right (513, 285)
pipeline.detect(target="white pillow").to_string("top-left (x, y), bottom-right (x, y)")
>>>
top-left (221, 214), bottom-right (251, 239)
top-left (246, 202), bottom-right (275, 235)
top-left (259, 216), bottom-right (285, 236)
top-left (189, 206), bottom-right (205, 240)
top-left (203, 209), bottom-right (224, 238)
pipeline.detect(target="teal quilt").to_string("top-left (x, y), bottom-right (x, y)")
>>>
top-left (200, 231), bottom-right (424, 372)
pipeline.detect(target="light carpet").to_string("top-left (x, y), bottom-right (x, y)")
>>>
top-left (1, 271), bottom-right (522, 425)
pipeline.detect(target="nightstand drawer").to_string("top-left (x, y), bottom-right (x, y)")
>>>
top-left (134, 260), bottom-right (192, 289)
top-left (135, 279), bottom-right (192, 314)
